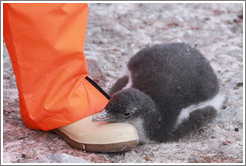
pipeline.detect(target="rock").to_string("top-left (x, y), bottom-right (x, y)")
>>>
top-left (234, 82), bottom-right (243, 89)
top-left (33, 153), bottom-right (91, 163)
top-left (86, 56), bottom-right (106, 84)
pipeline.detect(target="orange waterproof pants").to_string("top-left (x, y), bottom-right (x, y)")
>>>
top-left (3, 3), bottom-right (109, 131)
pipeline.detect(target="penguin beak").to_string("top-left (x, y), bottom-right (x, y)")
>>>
top-left (92, 109), bottom-right (116, 122)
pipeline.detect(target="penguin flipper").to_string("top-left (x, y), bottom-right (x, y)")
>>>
top-left (109, 76), bottom-right (129, 96)
top-left (172, 106), bottom-right (218, 140)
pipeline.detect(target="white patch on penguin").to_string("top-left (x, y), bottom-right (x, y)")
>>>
top-left (174, 92), bottom-right (225, 129)
top-left (128, 118), bottom-right (155, 144)
top-left (120, 65), bottom-right (133, 91)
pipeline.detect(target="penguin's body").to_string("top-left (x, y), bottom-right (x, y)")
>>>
top-left (93, 43), bottom-right (224, 143)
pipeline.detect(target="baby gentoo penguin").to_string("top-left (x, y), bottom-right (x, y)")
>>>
top-left (92, 42), bottom-right (224, 144)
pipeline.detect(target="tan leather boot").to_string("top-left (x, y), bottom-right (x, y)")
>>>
top-left (53, 113), bottom-right (139, 152)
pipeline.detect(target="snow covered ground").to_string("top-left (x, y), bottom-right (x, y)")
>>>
top-left (3, 3), bottom-right (244, 163)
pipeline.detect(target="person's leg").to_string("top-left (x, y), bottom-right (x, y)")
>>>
top-left (3, 3), bottom-right (104, 130)
top-left (3, 3), bottom-right (139, 152)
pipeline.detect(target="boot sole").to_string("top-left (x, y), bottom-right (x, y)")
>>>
top-left (52, 129), bottom-right (139, 153)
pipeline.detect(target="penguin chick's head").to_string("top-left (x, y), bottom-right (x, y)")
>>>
top-left (92, 88), bottom-right (156, 123)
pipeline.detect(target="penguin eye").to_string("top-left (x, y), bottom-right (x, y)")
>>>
top-left (123, 112), bottom-right (131, 117)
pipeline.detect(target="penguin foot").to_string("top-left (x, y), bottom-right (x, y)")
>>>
top-left (190, 106), bottom-right (217, 129)
top-left (172, 106), bottom-right (217, 139)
